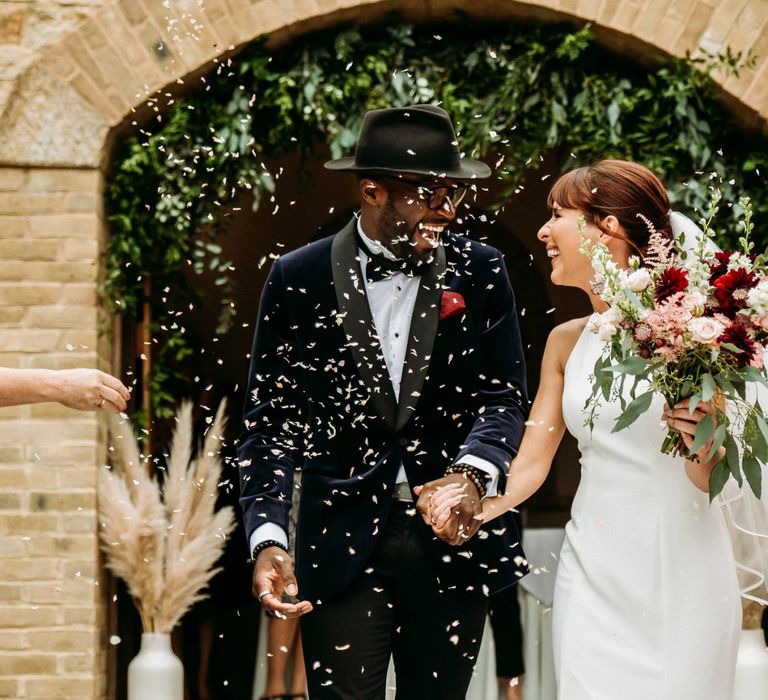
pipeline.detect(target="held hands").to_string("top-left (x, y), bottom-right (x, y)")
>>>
top-left (414, 473), bottom-right (485, 546)
top-left (252, 546), bottom-right (313, 619)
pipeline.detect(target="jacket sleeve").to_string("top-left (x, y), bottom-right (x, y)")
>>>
top-left (454, 254), bottom-right (529, 493)
top-left (238, 258), bottom-right (305, 544)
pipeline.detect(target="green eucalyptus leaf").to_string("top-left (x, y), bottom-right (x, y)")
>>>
top-left (709, 461), bottom-right (730, 502)
top-left (743, 451), bottom-right (762, 499)
top-left (612, 391), bottom-right (653, 432)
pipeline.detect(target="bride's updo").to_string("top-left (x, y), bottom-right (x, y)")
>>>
top-left (547, 159), bottom-right (673, 256)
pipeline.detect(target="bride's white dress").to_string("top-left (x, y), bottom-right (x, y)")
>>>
top-left (554, 318), bottom-right (742, 699)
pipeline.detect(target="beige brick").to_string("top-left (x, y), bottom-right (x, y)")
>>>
top-left (26, 629), bottom-right (94, 653)
top-left (0, 678), bottom-right (20, 698)
top-left (0, 284), bottom-right (62, 306)
top-left (0, 538), bottom-right (25, 556)
top-left (60, 237), bottom-right (99, 261)
top-left (99, 5), bottom-right (160, 88)
top-left (0, 652), bottom-right (57, 676)
top-left (202, 0), bottom-right (242, 48)
top-left (0, 192), bottom-right (67, 216)
top-left (27, 214), bottom-right (99, 238)
top-left (26, 306), bottom-right (97, 330)
top-left (27, 675), bottom-right (96, 698)
top-left (27, 169), bottom-right (101, 194)
top-left (26, 536), bottom-right (96, 559)
top-left (56, 465), bottom-right (100, 489)
top-left (119, 0), bottom-right (148, 26)
top-left (62, 605), bottom-right (97, 625)
top-left (0, 329), bottom-right (62, 352)
top-left (1, 559), bottom-right (70, 583)
top-left (0, 352), bottom-right (24, 372)
top-left (0, 239), bottom-right (61, 261)
top-left (0, 631), bottom-right (26, 651)
top-left (0, 605), bottom-right (59, 628)
top-left (0, 306), bottom-right (25, 325)
top-left (60, 513), bottom-right (98, 534)
top-left (65, 193), bottom-right (100, 214)
top-left (0, 514), bottom-right (60, 535)
top-left (87, 43), bottom-right (142, 113)
top-left (61, 650), bottom-right (97, 674)
top-left (30, 491), bottom-right (96, 513)
top-left (0, 216), bottom-right (28, 236)
top-left (0, 260), bottom-right (96, 283)
top-left (0, 494), bottom-right (21, 510)
top-left (69, 70), bottom-right (123, 125)
top-left (0, 169), bottom-right (25, 192)
top-left (0, 469), bottom-right (28, 489)
top-left (22, 580), bottom-right (92, 605)
top-left (0, 584), bottom-right (21, 601)
top-left (63, 560), bottom-right (96, 579)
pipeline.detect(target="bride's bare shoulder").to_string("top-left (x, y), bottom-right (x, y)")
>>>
top-left (545, 316), bottom-right (592, 368)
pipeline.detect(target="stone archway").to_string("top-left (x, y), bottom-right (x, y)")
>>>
top-left (0, 1), bottom-right (767, 698)
top-left (2, 0), bottom-right (768, 169)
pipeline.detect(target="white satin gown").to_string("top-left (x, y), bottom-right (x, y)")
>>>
top-left (554, 318), bottom-right (742, 698)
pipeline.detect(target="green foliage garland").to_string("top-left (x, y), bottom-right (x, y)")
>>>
top-left (104, 20), bottom-right (768, 422)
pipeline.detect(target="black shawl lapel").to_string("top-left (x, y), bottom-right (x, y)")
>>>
top-left (331, 219), bottom-right (398, 430)
top-left (396, 243), bottom-right (446, 431)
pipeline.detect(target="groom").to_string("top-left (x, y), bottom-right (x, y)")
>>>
top-left (238, 104), bottom-right (529, 699)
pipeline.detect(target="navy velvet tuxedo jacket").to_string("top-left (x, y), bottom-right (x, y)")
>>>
top-left (238, 218), bottom-right (529, 603)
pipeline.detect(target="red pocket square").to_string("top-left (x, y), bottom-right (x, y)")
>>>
top-left (440, 291), bottom-right (466, 320)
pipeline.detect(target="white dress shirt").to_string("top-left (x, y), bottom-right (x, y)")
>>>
top-left (250, 219), bottom-right (499, 554)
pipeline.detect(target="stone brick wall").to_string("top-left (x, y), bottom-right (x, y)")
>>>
top-left (0, 1), bottom-right (764, 698)
top-left (0, 164), bottom-right (107, 699)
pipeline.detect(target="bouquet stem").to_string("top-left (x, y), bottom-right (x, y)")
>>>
top-left (661, 430), bottom-right (686, 458)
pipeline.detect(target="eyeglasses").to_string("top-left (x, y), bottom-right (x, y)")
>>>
top-left (377, 175), bottom-right (469, 210)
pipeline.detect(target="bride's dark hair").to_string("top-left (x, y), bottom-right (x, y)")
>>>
top-left (547, 159), bottom-right (672, 256)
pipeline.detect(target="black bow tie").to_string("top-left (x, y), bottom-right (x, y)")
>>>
top-left (364, 252), bottom-right (428, 283)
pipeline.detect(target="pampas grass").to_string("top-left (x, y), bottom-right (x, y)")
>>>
top-left (98, 400), bottom-right (236, 633)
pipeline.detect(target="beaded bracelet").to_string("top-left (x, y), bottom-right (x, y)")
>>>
top-left (445, 463), bottom-right (488, 499)
top-left (251, 539), bottom-right (289, 561)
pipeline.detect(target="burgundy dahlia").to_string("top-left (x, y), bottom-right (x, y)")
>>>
top-left (713, 267), bottom-right (756, 316)
top-left (709, 251), bottom-right (732, 282)
top-left (655, 267), bottom-right (688, 303)
top-left (718, 320), bottom-right (758, 367)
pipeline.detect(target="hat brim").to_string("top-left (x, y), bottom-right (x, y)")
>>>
top-left (323, 157), bottom-right (492, 179)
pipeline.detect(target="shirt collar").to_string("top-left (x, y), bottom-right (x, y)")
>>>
top-left (356, 215), bottom-right (398, 261)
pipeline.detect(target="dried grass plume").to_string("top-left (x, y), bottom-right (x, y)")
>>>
top-left (98, 400), bottom-right (236, 633)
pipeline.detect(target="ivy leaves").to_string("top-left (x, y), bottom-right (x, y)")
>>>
top-left (104, 20), bottom-right (768, 421)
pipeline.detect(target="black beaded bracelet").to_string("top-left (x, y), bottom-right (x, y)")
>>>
top-left (252, 539), bottom-right (289, 561)
top-left (445, 463), bottom-right (488, 499)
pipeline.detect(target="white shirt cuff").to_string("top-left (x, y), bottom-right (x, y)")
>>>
top-left (456, 455), bottom-right (501, 497)
top-left (249, 522), bottom-right (288, 558)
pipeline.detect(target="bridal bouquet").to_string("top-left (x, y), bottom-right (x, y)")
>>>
top-left (582, 191), bottom-right (768, 500)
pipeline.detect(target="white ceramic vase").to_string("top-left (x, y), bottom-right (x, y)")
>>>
top-left (128, 632), bottom-right (183, 700)
top-left (733, 629), bottom-right (768, 700)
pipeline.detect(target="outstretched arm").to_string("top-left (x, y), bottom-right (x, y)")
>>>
top-left (429, 321), bottom-right (579, 529)
top-left (0, 367), bottom-right (129, 412)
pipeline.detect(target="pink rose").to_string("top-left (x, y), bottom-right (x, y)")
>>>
top-left (756, 315), bottom-right (768, 331)
top-left (688, 317), bottom-right (725, 345)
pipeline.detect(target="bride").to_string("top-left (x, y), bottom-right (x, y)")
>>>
top-left (423, 160), bottom-right (742, 698)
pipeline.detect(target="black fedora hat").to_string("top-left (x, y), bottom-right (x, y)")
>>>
top-left (324, 104), bottom-right (491, 179)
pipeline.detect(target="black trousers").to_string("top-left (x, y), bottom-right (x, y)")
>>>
top-left (488, 583), bottom-right (525, 678)
top-left (488, 510), bottom-right (525, 679)
top-left (301, 501), bottom-right (488, 699)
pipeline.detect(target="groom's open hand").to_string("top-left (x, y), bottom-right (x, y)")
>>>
top-left (414, 473), bottom-right (483, 546)
top-left (253, 547), bottom-right (313, 619)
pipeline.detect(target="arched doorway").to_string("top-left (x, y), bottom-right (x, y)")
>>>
top-left (0, 2), bottom-right (767, 699)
